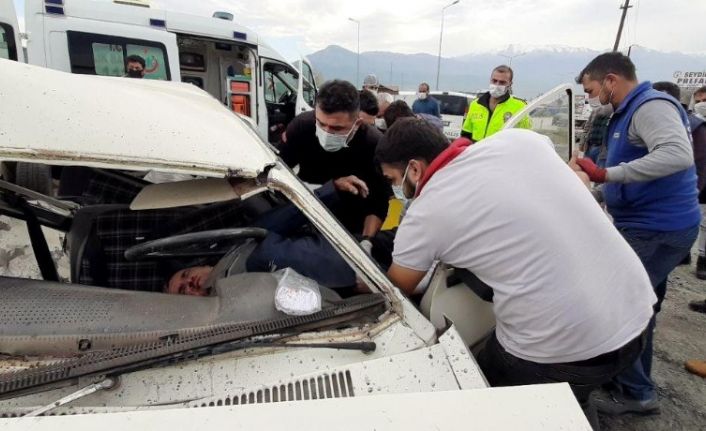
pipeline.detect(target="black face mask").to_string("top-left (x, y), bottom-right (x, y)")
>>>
top-left (127, 69), bottom-right (144, 78)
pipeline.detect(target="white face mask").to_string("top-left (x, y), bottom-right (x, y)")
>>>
top-left (588, 96), bottom-right (602, 109)
top-left (489, 84), bottom-right (508, 98)
top-left (375, 117), bottom-right (387, 130)
top-left (315, 122), bottom-right (357, 152)
top-left (392, 163), bottom-right (417, 205)
top-left (694, 101), bottom-right (706, 118)
top-left (418, 92), bottom-right (428, 100)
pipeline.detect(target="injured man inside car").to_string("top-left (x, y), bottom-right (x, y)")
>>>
top-left (8, 164), bottom-right (394, 299)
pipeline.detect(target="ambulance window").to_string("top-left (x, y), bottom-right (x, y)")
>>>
top-left (0, 23), bottom-right (18, 61)
top-left (67, 31), bottom-right (171, 80)
top-left (127, 44), bottom-right (168, 80)
top-left (92, 43), bottom-right (125, 76)
top-left (264, 68), bottom-right (292, 103)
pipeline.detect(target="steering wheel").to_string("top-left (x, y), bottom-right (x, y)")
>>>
top-left (278, 90), bottom-right (296, 105)
top-left (124, 228), bottom-right (268, 261)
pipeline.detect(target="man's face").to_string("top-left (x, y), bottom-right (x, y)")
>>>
top-left (315, 106), bottom-right (359, 135)
top-left (363, 85), bottom-right (379, 93)
top-left (581, 73), bottom-right (617, 105)
top-left (167, 266), bottom-right (213, 296)
top-left (126, 61), bottom-right (145, 78)
top-left (381, 159), bottom-right (427, 198)
top-left (490, 70), bottom-right (512, 87)
top-left (418, 84), bottom-right (429, 95)
top-left (695, 92), bottom-right (706, 104)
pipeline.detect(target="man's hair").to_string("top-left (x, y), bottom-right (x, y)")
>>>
top-left (652, 81), bottom-right (681, 101)
top-left (125, 54), bottom-right (146, 68)
top-left (363, 74), bottom-right (379, 87)
top-left (316, 80), bottom-right (360, 115)
top-left (383, 100), bottom-right (414, 128)
top-left (419, 82), bottom-right (430, 92)
top-left (376, 117), bottom-right (449, 168)
top-left (377, 92), bottom-right (394, 105)
top-left (576, 52), bottom-right (637, 83)
top-left (359, 90), bottom-right (379, 116)
top-left (492, 64), bottom-right (514, 82)
top-left (694, 86), bottom-right (706, 97)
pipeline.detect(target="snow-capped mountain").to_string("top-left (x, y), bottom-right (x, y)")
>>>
top-left (307, 44), bottom-right (706, 97)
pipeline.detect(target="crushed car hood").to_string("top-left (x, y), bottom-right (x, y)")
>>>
top-left (0, 60), bottom-right (276, 178)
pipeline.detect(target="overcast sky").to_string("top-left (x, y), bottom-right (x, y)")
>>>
top-left (12, 0), bottom-right (706, 61)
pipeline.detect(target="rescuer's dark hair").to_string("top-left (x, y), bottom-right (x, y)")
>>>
top-left (376, 117), bottom-right (449, 169)
top-left (316, 80), bottom-right (360, 116)
top-left (576, 52), bottom-right (637, 83)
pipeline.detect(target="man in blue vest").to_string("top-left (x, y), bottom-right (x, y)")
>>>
top-left (574, 53), bottom-right (701, 416)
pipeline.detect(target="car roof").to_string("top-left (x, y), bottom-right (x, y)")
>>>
top-left (0, 60), bottom-right (276, 178)
top-left (430, 91), bottom-right (475, 98)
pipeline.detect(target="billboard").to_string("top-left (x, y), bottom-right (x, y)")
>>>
top-left (672, 71), bottom-right (706, 88)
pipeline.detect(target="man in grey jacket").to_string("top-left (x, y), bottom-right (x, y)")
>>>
top-left (574, 53), bottom-right (700, 416)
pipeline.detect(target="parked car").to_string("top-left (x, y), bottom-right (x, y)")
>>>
top-left (0, 60), bottom-right (587, 428)
top-left (430, 91), bottom-right (475, 140)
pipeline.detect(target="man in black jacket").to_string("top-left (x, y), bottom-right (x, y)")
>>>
top-left (278, 80), bottom-right (390, 240)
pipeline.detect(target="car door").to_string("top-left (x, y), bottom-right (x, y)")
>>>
top-left (262, 60), bottom-right (299, 143)
top-left (503, 83), bottom-right (575, 162)
top-left (295, 58), bottom-right (316, 114)
top-left (0, 0), bottom-right (22, 62)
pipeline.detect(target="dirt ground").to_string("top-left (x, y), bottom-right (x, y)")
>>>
top-left (601, 250), bottom-right (706, 431)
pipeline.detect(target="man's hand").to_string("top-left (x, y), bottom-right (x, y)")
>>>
top-left (576, 171), bottom-right (592, 189)
top-left (575, 157), bottom-right (607, 183)
top-left (334, 175), bottom-right (369, 198)
top-left (568, 150), bottom-right (582, 172)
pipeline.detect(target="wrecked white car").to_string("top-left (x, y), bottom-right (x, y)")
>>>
top-left (0, 60), bottom-right (588, 429)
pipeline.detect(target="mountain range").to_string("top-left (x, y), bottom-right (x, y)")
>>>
top-left (306, 45), bottom-right (706, 98)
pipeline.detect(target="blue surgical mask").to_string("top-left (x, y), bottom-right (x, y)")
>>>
top-left (392, 164), bottom-right (415, 204)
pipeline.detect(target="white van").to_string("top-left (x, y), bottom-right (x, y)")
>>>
top-left (431, 91), bottom-right (475, 140)
top-left (394, 91), bottom-right (474, 139)
top-left (0, 0), bottom-right (316, 144)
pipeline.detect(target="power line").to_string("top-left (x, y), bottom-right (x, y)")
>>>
top-left (613, 0), bottom-right (633, 52)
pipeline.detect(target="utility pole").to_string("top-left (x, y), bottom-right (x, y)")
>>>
top-left (613, 0), bottom-right (632, 52)
top-left (436, 0), bottom-right (460, 90)
top-left (348, 18), bottom-right (361, 87)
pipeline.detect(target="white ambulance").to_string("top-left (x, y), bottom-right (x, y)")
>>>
top-left (0, 0), bottom-right (317, 144)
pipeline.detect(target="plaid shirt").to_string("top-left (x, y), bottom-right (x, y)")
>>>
top-left (78, 200), bottom-right (252, 292)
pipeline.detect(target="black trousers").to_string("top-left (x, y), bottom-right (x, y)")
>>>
top-left (477, 330), bottom-right (646, 430)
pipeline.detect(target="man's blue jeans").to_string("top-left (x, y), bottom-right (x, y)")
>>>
top-left (613, 225), bottom-right (699, 401)
top-left (246, 182), bottom-right (357, 288)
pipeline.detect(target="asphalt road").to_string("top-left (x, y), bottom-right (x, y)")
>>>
top-left (601, 253), bottom-right (706, 431)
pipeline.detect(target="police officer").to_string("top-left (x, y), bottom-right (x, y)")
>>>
top-left (461, 65), bottom-right (530, 142)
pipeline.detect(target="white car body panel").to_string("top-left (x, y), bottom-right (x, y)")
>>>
top-left (0, 384), bottom-right (590, 430)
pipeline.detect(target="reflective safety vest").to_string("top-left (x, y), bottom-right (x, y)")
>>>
top-left (461, 93), bottom-right (530, 141)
